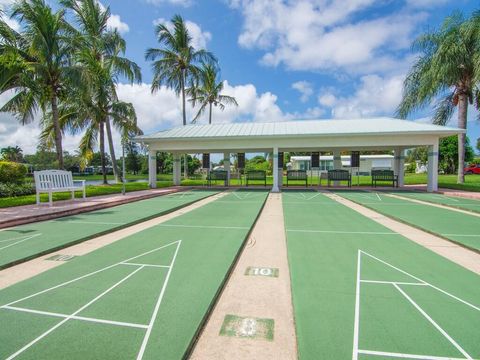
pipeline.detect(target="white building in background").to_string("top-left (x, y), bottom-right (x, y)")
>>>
top-left (288, 155), bottom-right (394, 175)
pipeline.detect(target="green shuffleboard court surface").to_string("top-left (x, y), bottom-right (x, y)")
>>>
top-left (387, 190), bottom-right (480, 214)
top-left (334, 190), bottom-right (480, 252)
top-left (283, 191), bottom-right (480, 360)
top-left (0, 190), bottom-right (217, 269)
top-left (0, 190), bottom-right (269, 359)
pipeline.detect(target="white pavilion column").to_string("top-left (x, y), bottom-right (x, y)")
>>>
top-left (173, 153), bottom-right (181, 186)
top-left (427, 142), bottom-right (439, 192)
top-left (224, 152), bottom-right (230, 186)
top-left (272, 147), bottom-right (280, 193)
top-left (393, 148), bottom-right (405, 188)
top-left (278, 152), bottom-right (283, 188)
top-left (148, 149), bottom-right (157, 189)
top-left (333, 149), bottom-right (342, 186)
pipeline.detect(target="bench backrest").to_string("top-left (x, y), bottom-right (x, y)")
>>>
top-left (247, 170), bottom-right (266, 180)
top-left (287, 170), bottom-right (307, 180)
top-left (208, 170), bottom-right (228, 180)
top-left (371, 170), bottom-right (395, 180)
top-left (34, 170), bottom-right (74, 190)
top-left (327, 169), bottom-right (351, 180)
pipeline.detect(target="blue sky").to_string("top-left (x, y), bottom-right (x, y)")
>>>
top-left (0, 0), bottom-right (479, 154)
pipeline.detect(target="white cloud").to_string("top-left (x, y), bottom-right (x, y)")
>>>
top-left (146, 0), bottom-right (192, 7)
top-left (230, 0), bottom-right (426, 74)
top-left (153, 18), bottom-right (211, 49)
top-left (292, 81), bottom-right (313, 103)
top-left (319, 74), bottom-right (405, 118)
top-left (107, 14), bottom-right (129, 34)
top-left (0, 0), bottom-right (20, 31)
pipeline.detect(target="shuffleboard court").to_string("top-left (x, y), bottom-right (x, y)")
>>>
top-left (333, 190), bottom-right (480, 252)
top-left (0, 190), bottom-right (268, 359)
top-left (386, 191), bottom-right (480, 214)
top-left (0, 190), bottom-right (217, 269)
top-left (283, 191), bottom-right (480, 360)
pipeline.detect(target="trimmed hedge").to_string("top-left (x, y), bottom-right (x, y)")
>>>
top-left (0, 161), bottom-right (27, 184)
top-left (0, 182), bottom-right (35, 197)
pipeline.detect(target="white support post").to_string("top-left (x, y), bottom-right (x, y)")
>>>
top-left (278, 153), bottom-right (283, 188)
top-left (427, 142), bottom-right (439, 192)
top-left (173, 153), bottom-right (181, 186)
top-left (224, 152), bottom-right (230, 186)
top-left (333, 149), bottom-right (342, 186)
top-left (272, 147), bottom-right (280, 193)
top-left (398, 149), bottom-right (405, 187)
top-left (148, 149), bottom-right (157, 189)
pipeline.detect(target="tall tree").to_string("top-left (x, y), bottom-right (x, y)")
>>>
top-left (396, 12), bottom-right (479, 183)
top-left (0, 145), bottom-right (23, 162)
top-left (146, 14), bottom-right (216, 178)
top-left (0, 0), bottom-right (79, 169)
top-left (188, 63), bottom-right (238, 124)
top-left (60, 0), bottom-right (142, 183)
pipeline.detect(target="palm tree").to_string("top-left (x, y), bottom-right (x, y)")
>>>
top-left (0, 145), bottom-right (23, 162)
top-left (61, 0), bottom-right (142, 183)
top-left (0, 0), bottom-right (79, 169)
top-left (146, 14), bottom-right (216, 177)
top-left (188, 63), bottom-right (238, 124)
top-left (396, 13), bottom-right (479, 184)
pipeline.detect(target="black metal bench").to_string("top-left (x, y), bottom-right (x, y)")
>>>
top-left (246, 170), bottom-right (267, 186)
top-left (207, 170), bottom-right (228, 186)
top-left (371, 170), bottom-right (398, 188)
top-left (286, 170), bottom-right (308, 187)
top-left (327, 170), bottom-right (351, 187)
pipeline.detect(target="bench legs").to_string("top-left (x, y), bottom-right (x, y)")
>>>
top-left (49, 191), bottom-right (53, 207)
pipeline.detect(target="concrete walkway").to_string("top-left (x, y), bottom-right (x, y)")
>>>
top-left (0, 187), bottom-right (184, 229)
top-left (191, 193), bottom-right (298, 360)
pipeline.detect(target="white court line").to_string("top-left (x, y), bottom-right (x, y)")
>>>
top-left (157, 224), bottom-right (249, 230)
top-left (358, 349), bottom-right (467, 359)
top-left (53, 221), bottom-right (124, 225)
top-left (0, 234), bottom-right (41, 252)
top-left (136, 240), bottom-right (181, 360)
top-left (5, 265), bottom-right (145, 360)
top-left (2, 306), bottom-right (148, 329)
top-left (375, 193), bottom-right (382, 201)
top-left (120, 262), bottom-right (170, 268)
top-left (360, 280), bottom-right (427, 286)
top-left (393, 284), bottom-right (472, 359)
top-left (287, 229), bottom-right (396, 235)
top-left (2, 240), bottom-right (181, 308)
top-left (0, 233), bottom-right (39, 244)
top-left (361, 250), bottom-right (480, 312)
top-left (352, 249), bottom-right (361, 360)
top-left (305, 193), bottom-right (322, 201)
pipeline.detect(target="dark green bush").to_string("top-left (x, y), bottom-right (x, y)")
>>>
top-left (0, 182), bottom-right (35, 197)
top-left (0, 161), bottom-right (27, 184)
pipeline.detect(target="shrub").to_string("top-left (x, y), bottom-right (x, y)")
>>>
top-left (0, 182), bottom-right (35, 197)
top-left (0, 161), bottom-right (27, 184)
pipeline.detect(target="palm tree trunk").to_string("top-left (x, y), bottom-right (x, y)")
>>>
top-left (51, 95), bottom-right (64, 169)
top-left (99, 122), bottom-right (108, 185)
top-left (181, 69), bottom-right (188, 179)
top-left (457, 93), bottom-right (468, 184)
top-left (209, 102), bottom-right (212, 125)
top-left (181, 69), bottom-right (186, 126)
top-left (105, 117), bottom-right (120, 183)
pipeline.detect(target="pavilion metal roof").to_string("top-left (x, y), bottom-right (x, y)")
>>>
top-left (137, 118), bottom-right (463, 141)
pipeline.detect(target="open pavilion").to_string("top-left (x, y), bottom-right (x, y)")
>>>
top-left (136, 117), bottom-right (464, 193)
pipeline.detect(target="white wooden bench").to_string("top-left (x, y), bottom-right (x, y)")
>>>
top-left (34, 170), bottom-right (86, 206)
